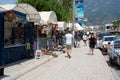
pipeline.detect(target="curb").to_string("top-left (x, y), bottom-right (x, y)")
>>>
top-left (2, 51), bottom-right (62, 80)
top-left (96, 49), bottom-right (115, 80)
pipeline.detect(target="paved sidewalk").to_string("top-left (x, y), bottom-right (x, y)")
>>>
top-left (0, 51), bottom-right (62, 80)
top-left (17, 43), bottom-right (114, 80)
top-left (0, 42), bottom-right (115, 80)
top-left (15, 43), bottom-right (114, 80)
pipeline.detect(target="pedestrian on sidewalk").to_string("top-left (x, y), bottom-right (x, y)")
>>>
top-left (88, 33), bottom-right (96, 55)
top-left (74, 31), bottom-right (81, 48)
top-left (65, 30), bottom-right (73, 58)
top-left (82, 33), bottom-right (87, 46)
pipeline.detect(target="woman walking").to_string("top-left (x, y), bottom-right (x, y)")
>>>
top-left (89, 33), bottom-right (96, 55)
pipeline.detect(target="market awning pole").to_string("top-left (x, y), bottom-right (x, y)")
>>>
top-left (36, 26), bottom-right (39, 50)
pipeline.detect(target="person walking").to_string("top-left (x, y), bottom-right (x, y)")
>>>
top-left (82, 33), bottom-right (87, 46)
top-left (74, 31), bottom-right (78, 48)
top-left (77, 31), bottom-right (82, 47)
top-left (89, 33), bottom-right (96, 55)
top-left (65, 31), bottom-right (73, 58)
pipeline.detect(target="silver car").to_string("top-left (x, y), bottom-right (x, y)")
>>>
top-left (108, 39), bottom-right (120, 65)
top-left (96, 32), bottom-right (112, 49)
top-left (98, 36), bottom-right (117, 52)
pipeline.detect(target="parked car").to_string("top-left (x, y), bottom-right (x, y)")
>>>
top-left (96, 32), bottom-right (112, 48)
top-left (108, 39), bottom-right (120, 65)
top-left (117, 36), bottom-right (120, 39)
top-left (97, 32), bottom-right (112, 40)
top-left (98, 36), bottom-right (117, 52)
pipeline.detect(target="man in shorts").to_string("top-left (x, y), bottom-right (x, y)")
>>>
top-left (65, 31), bottom-right (73, 58)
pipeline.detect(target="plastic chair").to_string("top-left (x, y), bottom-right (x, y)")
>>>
top-left (35, 50), bottom-right (42, 60)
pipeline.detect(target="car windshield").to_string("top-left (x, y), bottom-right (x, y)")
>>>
top-left (104, 37), bottom-right (116, 41)
top-left (114, 41), bottom-right (120, 49)
top-left (98, 32), bottom-right (111, 40)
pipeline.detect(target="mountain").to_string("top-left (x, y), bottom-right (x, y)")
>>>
top-left (84, 0), bottom-right (120, 25)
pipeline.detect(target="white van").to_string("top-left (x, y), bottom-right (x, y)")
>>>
top-left (104, 23), bottom-right (113, 32)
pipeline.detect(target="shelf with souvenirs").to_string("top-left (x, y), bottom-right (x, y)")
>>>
top-left (4, 12), bottom-right (25, 47)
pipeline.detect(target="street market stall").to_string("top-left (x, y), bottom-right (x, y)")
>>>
top-left (57, 21), bottom-right (66, 31)
top-left (38, 11), bottom-right (57, 51)
top-left (66, 22), bottom-right (72, 30)
top-left (74, 23), bottom-right (84, 31)
top-left (0, 3), bottom-right (40, 66)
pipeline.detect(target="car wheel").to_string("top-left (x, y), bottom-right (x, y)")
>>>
top-left (109, 57), bottom-right (114, 65)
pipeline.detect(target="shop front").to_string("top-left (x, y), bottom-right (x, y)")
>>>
top-left (0, 3), bottom-right (41, 66)
top-left (38, 11), bottom-right (57, 51)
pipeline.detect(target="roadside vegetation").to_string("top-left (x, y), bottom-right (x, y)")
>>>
top-left (17, 0), bottom-right (73, 22)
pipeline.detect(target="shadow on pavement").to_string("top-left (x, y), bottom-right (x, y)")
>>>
top-left (109, 62), bottom-right (120, 70)
top-left (0, 75), bottom-right (10, 79)
top-left (86, 53), bottom-right (95, 55)
top-left (98, 48), bottom-right (120, 70)
top-left (106, 58), bottom-right (120, 70)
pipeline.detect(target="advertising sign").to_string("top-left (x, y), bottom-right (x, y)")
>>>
top-left (75, 0), bottom-right (84, 23)
top-left (82, 22), bottom-right (86, 28)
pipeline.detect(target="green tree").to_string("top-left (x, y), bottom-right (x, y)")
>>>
top-left (59, 0), bottom-right (73, 21)
top-left (112, 20), bottom-right (120, 29)
top-left (17, 0), bottom-right (73, 22)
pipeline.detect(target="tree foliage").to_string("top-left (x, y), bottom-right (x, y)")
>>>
top-left (112, 20), bottom-right (120, 29)
top-left (17, 0), bottom-right (73, 22)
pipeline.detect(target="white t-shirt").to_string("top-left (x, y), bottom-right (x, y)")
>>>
top-left (83, 35), bottom-right (87, 40)
top-left (65, 33), bottom-right (73, 44)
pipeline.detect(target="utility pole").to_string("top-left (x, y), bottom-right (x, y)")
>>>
top-left (72, 0), bottom-right (75, 47)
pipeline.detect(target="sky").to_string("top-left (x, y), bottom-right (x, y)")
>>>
top-left (0, 0), bottom-right (18, 4)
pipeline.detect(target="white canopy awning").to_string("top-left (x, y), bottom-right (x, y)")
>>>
top-left (57, 21), bottom-right (66, 30)
top-left (74, 23), bottom-right (84, 31)
top-left (0, 3), bottom-right (41, 23)
top-left (66, 23), bottom-right (72, 29)
top-left (39, 11), bottom-right (57, 25)
top-left (66, 23), bottom-right (84, 30)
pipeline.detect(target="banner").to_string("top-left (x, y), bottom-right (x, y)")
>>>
top-left (75, 0), bottom-right (84, 23)
top-left (82, 22), bottom-right (86, 28)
